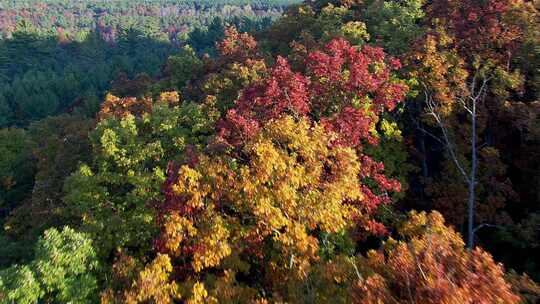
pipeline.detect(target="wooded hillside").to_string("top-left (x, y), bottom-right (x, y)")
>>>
top-left (1, 0), bottom-right (539, 303)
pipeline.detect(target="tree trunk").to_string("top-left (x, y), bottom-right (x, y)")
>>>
top-left (468, 99), bottom-right (477, 249)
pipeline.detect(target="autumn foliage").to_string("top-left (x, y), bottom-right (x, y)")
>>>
top-left (217, 38), bottom-right (407, 224)
top-left (94, 24), bottom-right (524, 302)
top-left (354, 211), bottom-right (519, 304)
top-left (2, 0), bottom-right (538, 303)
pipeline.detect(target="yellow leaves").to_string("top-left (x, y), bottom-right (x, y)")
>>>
top-left (79, 164), bottom-right (93, 177)
top-left (380, 119), bottom-right (403, 141)
top-left (124, 254), bottom-right (180, 304)
top-left (185, 282), bottom-right (217, 304)
top-left (253, 196), bottom-right (289, 231)
top-left (100, 128), bottom-right (122, 159)
top-left (192, 215), bottom-right (231, 273)
top-left (229, 59), bottom-right (267, 87)
top-left (274, 223), bottom-right (319, 277)
top-left (158, 91), bottom-right (181, 105)
top-left (341, 21), bottom-right (370, 45)
top-left (191, 282), bottom-right (208, 302)
top-left (236, 117), bottom-right (362, 247)
top-left (263, 116), bottom-right (313, 151)
top-left (172, 165), bottom-right (204, 209)
top-left (163, 168), bottom-right (232, 270)
top-left (398, 211), bottom-right (461, 243)
top-left (150, 115), bottom-right (371, 297)
top-left (162, 213), bottom-right (197, 256)
top-left (321, 3), bottom-right (350, 20)
top-left (209, 269), bottom-right (260, 302)
top-left (251, 141), bottom-right (286, 183)
top-left (399, 210), bottom-right (430, 237)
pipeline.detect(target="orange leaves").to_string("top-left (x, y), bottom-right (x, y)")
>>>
top-left (98, 94), bottom-right (152, 121)
top-left (158, 91), bottom-right (181, 105)
top-left (408, 31), bottom-right (469, 116)
top-left (352, 274), bottom-right (394, 304)
top-left (98, 91), bottom-right (180, 121)
top-left (217, 26), bottom-right (258, 62)
top-left (354, 211), bottom-right (520, 304)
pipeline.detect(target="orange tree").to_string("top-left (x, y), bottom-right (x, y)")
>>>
top-left (353, 211), bottom-right (520, 304)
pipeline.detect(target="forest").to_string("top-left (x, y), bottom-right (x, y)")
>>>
top-left (0, 0), bottom-right (300, 127)
top-left (0, 0), bottom-right (539, 303)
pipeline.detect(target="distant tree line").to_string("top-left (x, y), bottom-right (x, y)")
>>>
top-left (0, 1), bottom-right (300, 127)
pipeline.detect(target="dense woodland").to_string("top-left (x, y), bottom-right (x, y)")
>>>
top-left (0, 0), bottom-right (300, 127)
top-left (0, 0), bottom-right (539, 303)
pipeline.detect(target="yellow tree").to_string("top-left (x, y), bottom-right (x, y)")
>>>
top-left (107, 116), bottom-right (368, 303)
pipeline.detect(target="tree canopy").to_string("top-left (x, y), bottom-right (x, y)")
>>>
top-left (1, 0), bottom-right (539, 303)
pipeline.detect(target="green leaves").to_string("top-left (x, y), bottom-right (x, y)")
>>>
top-left (363, 0), bottom-right (426, 55)
top-left (162, 46), bottom-right (204, 91)
top-left (0, 265), bottom-right (42, 304)
top-left (0, 128), bottom-right (35, 216)
top-left (64, 97), bottom-right (217, 258)
top-left (0, 227), bottom-right (98, 304)
top-left (33, 227), bottom-right (99, 303)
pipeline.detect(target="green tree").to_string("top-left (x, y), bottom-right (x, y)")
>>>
top-left (0, 128), bottom-right (35, 218)
top-left (0, 95), bottom-right (12, 128)
top-left (64, 93), bottom-right (218, 259)
top-left (362, 0), bottom-right (425, 55)
top-left (0, 227), bottom-right (99, 304)
top-left (160, 46), bottom-right (203, 91)
top-left (3, 115), bottom-right (93, 240)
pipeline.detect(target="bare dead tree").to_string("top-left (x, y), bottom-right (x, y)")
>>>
top-left (423, 72), bottom-right (491, 249)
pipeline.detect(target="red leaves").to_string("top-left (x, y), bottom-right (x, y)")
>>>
top-left (426, 0), bottom-right (523, 64)
top-left (321, 106), bottom-right (375, 148)
top-left (217, 26), bottom-right (258, 61)
top-left (219, 38), bottom-right (408, 150)
top-left (240, 56), bottom-right (311, 120)
top-left (217, 56), bottom-right (310, 146)
top-left (307, 39), bottom-right (407, 152)
top-left (308, 38), bottom-right (408, 115)
top-left (214, 38), bottom-right (406, 230)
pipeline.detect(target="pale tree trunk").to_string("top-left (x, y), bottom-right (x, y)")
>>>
top-left (468, 95), bottom-right (477, 249)
top-left (424, 74), bottom-right (489, 249)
